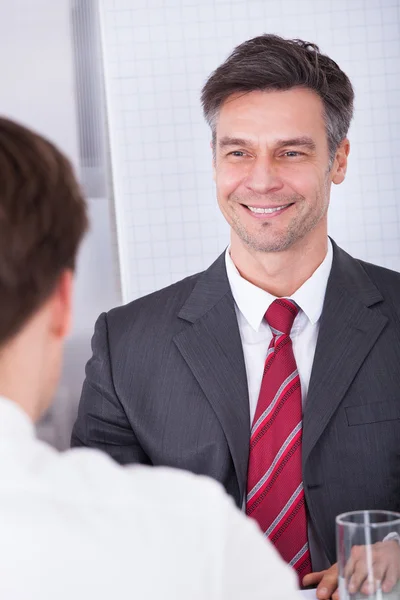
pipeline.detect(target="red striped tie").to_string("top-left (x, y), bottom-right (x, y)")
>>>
top-left (246, 298), bottom-right (311, 580)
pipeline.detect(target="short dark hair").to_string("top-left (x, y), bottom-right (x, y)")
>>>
top-left (0, 117), bottom-right (88, 346)
top-left (201, 34), bottom-right (354, 162)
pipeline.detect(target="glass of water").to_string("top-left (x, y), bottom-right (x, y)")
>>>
top-left (336, 510), bottom-right (400, 599)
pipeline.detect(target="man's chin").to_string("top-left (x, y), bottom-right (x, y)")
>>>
top-left (239, 232), bottom-right (295, 254)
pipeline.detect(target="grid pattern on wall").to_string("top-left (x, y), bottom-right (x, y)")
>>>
top-left (100, 0), bottom-right (400, 302)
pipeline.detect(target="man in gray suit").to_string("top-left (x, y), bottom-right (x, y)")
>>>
top-left (72, 35), bottom-right (400, 598)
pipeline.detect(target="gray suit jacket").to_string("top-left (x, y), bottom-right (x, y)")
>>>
top-left (72, 241), bottom-right (400, 564)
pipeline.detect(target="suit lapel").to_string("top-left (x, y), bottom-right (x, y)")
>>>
top-left (303, 243), bottom-right (388, 466)
top-left (173, 254), bottom-right (250, 505)
top-left (172, 244), bottom-right (388, 501)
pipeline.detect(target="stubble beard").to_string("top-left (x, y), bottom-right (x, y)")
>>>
top-left (227, 186), bottom-right (330, 253)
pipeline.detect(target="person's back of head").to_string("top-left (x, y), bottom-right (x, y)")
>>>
top-left (0, 118), bottom-right (88, 420)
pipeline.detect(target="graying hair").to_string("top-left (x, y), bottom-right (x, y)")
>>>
top-left (201, 35), bottom-right (354, 166)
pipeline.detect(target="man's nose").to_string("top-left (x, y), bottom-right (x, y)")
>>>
top-left (244, 156), bottom-right (284, 196)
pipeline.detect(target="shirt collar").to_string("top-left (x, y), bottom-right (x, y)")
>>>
top-left (0, 395), bottom-right (35, 439)
top-left (225, 239), bottom-right (333, 332)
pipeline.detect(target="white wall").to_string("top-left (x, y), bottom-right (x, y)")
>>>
top-left (0, 0), bottom-right (121, 448)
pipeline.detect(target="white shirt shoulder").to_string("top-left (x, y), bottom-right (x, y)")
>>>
top-left (0, 399), bottom-right (298, 600)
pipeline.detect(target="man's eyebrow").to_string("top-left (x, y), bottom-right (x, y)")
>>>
top-left (274, 136), bottom-right (316, 151)
top-left (218, 136), bottom-right (255, 148)
top-left (218, 135), bottom-right (317, 151)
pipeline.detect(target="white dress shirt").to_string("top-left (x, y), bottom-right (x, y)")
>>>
top-left (226, 239), bottom-right (333, 571)
top-left (226, 240), bottom-right (333, 423)
top-left (0, 395), bottom-right (298, 600)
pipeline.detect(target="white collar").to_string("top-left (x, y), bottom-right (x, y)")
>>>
top-left (0, 395), bottom-right (35, 439)
top-left (225, 239), bottom-right (333, 332)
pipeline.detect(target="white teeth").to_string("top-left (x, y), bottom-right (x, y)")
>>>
top-left (248, 205), bottom-right (288, 214)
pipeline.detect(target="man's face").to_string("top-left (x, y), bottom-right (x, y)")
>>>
top-left (213, 88), bottom-right (346, 253)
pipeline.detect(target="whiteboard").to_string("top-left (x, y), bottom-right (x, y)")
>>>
top-left (100, 0), bottom-right (400, 302)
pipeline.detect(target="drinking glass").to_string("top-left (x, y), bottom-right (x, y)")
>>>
top-left (336, 510), bottom-right (400, 599)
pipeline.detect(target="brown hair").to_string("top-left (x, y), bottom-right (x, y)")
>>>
top-left (201, 34), bottom-right (354, 163)
top-left (0, 118), bottom-right (88, 346)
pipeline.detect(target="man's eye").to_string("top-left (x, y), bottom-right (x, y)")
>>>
top-left (283, 151), bottom-right (303, 157)
top-left (228, 151), bottom-right (246, 157)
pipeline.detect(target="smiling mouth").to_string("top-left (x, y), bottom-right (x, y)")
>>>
top-left (243, 203), bottom-right (294, 214)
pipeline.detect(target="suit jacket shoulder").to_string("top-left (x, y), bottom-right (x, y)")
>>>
top-left (105, 251), bottom-right (230, 345)
top-left (106, 270), bottom-right (204, 345)
top-left (357, 257), bottom-right (400, 293)
top-left (356, 257), bottom-right (400, 324)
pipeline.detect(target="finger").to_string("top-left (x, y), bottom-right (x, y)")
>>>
top-left (348, 560), bottom-right (369, 594)
top-left (302, 571), bottom-right (325, 587)
top-left (360, 560), bottom-right (387, 595)
top-left (316, 564), bottom-right (339, 600)
top-left (382, 564), bottom-right (399, 594)
top-left (361, 578), bottom-right (379, 596)
top-left (344, 556), bottom-right (355, 583)
top-left (344, 545), bottom-right (365, 582)
top-left (332, 589), bottom-right (340, 600)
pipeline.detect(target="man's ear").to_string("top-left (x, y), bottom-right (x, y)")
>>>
top-left (50, 269), bottom-right (74, 340)
top-left (332, 138), bottom-right (350, 185)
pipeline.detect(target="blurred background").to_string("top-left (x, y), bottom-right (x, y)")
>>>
top-left (0, 0), bottom-right (121, 448)
top-left (0, 0), bottom-right (398, 449)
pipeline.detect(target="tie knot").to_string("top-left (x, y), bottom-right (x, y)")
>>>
top-left (265, 298), bottom-right (298, 336)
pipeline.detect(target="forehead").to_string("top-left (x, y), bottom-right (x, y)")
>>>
top-left (216, 88), bottom-right (326, 143)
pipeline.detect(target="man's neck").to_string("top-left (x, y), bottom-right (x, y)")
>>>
top-left (0, 380), bottom-right (37, 422)
top-left (230, 235), bottom-right (329, 297)
top-left (0, 337), bottom-right (42, 423)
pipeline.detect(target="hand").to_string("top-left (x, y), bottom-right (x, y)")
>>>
top-left (343, 540), bottom-right (400, 596)
top-left (302, 540), bottom-right (400, 599)
top-left (302, 563), bottom-right (339, 600)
